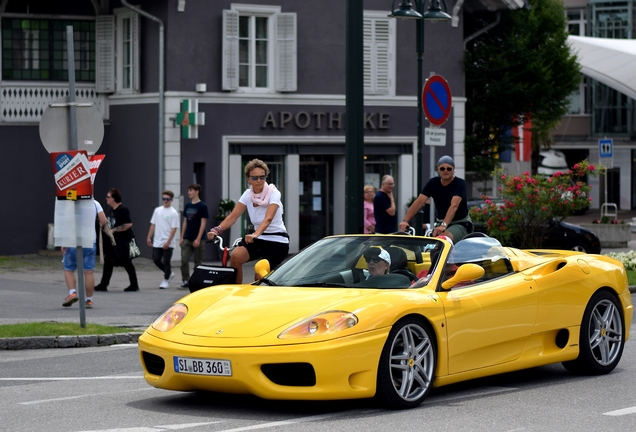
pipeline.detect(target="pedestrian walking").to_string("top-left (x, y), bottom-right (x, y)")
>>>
top-left (62, 199), bottom-right (108, 308)
top-left (147, 190), bottom-right (179, 289)
top-left (179, 184), bottom-right (209, 289)
top-left (95, 188), bottom-right (140, 292)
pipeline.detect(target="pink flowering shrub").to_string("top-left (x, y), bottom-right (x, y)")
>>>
top-left (469, 160), bottom-right (598, 248)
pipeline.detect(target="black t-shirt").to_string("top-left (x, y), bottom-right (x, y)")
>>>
top-left (183, 201), bottom-right (209, 240)
top-left (421, 177), bottom-right (468, 221)
top-left (373, 191), bottom-right (397, 234)
top-left (108, 204), bottom-right (134, 243)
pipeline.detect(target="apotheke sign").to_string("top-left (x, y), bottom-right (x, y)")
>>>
top-left (262, 111), bottom-right (391, 130)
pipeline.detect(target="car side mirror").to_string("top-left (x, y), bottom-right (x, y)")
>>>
top-left (441, 263), bottom-right (485, 290)
top-left (254, 259), bottom-right (271, 279)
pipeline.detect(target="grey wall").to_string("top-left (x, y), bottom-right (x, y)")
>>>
top-left (0, 126), bottom-right (56, 255)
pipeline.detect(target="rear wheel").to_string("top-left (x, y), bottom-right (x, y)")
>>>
top-left (376, 317), bottom-right (436, 409)
top-left (563, 291), bottom-right (624, 375)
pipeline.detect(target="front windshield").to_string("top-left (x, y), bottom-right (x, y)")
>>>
top-left (261, 235), bottom-right (447, 289)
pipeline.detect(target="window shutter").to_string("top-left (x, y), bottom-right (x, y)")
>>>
top-left (275, 12), bottom-right (297, 92)
top-left (363, 17), bottom-right (392, 95)
top-left (363, 18), bottom-right (373, 93)
top-left (374, 19), bottom-right (390, 95)
top-left (131, 12), bottom-right (140, 93)
top-left (222, 10), bottom-right (239, 91)
top-left (96, 15), bottom-right (115, 93)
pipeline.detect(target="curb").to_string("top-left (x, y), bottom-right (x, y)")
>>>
top-left (0, 332), bottom-right (142, 350)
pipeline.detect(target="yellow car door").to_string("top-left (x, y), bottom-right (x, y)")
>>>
top-left (439, 272), bottom-right (539, 374)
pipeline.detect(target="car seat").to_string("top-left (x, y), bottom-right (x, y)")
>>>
top-left (386, 246), bottom-right (418, 282)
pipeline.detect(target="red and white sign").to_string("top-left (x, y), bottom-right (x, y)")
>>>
top-left (89, 154), bottom-right (106, 185)
top-left (513, 114), bottom-right (532, 162)
top-left (50, 150), bottom-right (93, 199)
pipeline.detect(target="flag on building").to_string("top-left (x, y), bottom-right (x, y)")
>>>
top-left (512, 114), bottom-right (532, 162)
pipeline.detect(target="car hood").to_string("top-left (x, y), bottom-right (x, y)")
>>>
top-left (181, 285), bottom-right (379, 339)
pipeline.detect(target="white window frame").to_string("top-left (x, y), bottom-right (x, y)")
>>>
top-left (233, 4), bottom-right (278, 93)
top-left (114, 7), bottom-right (140, 94)
top-left (363, 11), bottom-right (396, 96)
top-left (223, 3), bottom-right (296, 93)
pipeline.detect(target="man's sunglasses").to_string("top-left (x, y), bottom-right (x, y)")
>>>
top-left (365, 258), bottom-right (384, 264)
top-left (250, 175), bottom-right (267, 181)
top-left (162, 197), bottom-right (172, 201)
top-left (438, 166), bottom-right (454, 171)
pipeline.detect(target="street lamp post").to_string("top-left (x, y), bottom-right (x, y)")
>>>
top-left (389, 0), bottom-right (451, 235)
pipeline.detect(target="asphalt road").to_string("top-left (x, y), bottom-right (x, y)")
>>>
top-left (1, 309), bottom-right (635, 432)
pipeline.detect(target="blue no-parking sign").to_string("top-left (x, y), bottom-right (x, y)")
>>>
top-left (422, 75), bottom-right (452, 126)
top-left (599, 139), bottom-right (613, 158)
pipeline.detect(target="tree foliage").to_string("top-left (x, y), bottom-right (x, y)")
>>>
top-left (464, 0), bottom-right (581, 175)
top-left (469, 160), bottom-right (598, 248)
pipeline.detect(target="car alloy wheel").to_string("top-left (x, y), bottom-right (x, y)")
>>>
top-left (376, 317), bottom-right (436, 409)
top-left (563, 291), bottom-right (624, 375)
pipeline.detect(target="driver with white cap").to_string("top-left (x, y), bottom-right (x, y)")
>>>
top-left (363, 247), bottom-right (391, 278)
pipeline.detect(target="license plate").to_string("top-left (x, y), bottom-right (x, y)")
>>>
top-left (173, 356), bottom-right (232, 376)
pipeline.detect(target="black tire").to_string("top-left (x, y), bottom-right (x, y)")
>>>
top-left (562, 291), bottom-right (625, 375)
top-left (569, 242), bottom-right (590, 253)
top-left (376, 317), bottom-right (436, 409)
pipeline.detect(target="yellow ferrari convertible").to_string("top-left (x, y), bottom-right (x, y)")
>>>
top-left (138, 234), bottom-right (632, 409)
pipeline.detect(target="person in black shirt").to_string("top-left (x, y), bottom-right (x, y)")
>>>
top-left (373, 175), bottom-right (397, 234)
top-left (95, 188), bottom-right (140, 292)
top-left (400, 156), bottom-right (471, 242)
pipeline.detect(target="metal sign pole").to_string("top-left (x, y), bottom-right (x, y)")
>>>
top-left (66, 26), bottom-right (86, 327)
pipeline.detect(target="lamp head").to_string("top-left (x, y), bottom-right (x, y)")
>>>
top-left (388, 0), bottom-right (423, 19)
top-left (423, 0), bottom-right (452, 22)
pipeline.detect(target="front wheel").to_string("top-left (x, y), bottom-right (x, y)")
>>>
top-left (376, 317), bottom-right (436, 409)
top-left (563, 291), bottom-right (625, 375)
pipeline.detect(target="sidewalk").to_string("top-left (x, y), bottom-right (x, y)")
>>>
top-left (0, 254), bottom-right (255, 349)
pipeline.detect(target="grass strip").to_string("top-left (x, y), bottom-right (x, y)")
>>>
top-left (0, 322), bottom-right (137, 338)
top-left (628, 271), bottom-right (636, 286)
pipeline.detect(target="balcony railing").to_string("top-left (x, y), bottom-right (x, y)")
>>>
top-left (0, 81), bottom-right (108, 123)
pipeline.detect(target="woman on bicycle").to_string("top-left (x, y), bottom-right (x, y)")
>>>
top-left (207, 159), bottom-right (289, 283)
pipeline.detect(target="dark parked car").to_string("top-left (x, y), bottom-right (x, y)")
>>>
top-left (468, 200), bottom-right (601, 254)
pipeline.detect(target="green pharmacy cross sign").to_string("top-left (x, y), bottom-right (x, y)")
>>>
top-left (176, 99), bottom-right (205, 139)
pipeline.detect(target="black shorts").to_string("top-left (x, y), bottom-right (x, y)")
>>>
top-left (240, 238), bottom-right (290, 269)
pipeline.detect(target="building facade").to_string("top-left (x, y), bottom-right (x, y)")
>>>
top-left (0, 0), bottom-right (521, 256)
top-left (552, 0), bottom-right (636, 211)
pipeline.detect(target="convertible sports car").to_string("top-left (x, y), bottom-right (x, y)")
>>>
top-left (138, 234), bottom-right (632, 409)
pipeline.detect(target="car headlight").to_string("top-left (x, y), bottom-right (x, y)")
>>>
top-left (278, 311), bottom-right (358, 339)
top-left (152, 303), bottom-right (188, 332)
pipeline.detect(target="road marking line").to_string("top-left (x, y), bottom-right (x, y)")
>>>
top-left (212, 413), bottom-right (342, 432)
top-left (603, 406), bottom-right (636, 416)
top-left (20, 387), bottom-right (155, 405)
top-left (429, 386), bottom-right (517, 403)
top-left (156, 422), bottom-right (225, 430)
top-left (1, 376), bottom-right (143, 381)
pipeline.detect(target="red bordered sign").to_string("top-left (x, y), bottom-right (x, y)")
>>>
top-left (422, 75), bottom-right (452, 126)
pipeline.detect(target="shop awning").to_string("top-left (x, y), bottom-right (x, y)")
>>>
top-left (568, 35), bottom-right (636, 100)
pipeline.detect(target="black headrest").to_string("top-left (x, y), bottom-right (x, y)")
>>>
top-left (386, 247), bottom-right (407, 271)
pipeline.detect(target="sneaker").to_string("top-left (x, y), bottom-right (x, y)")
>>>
top-left (63, 293), bottom-right (78, 307)
top-left (94, 284), bottom-right (108, 292)
top-left (124, 286), bottom-right (140, 292)
top-left (168, 272), bottom-right (175, 284)
top-left (85, 300), bottom-right (93, 308)
top-left (178, 280), bottom-right (189, 290)
top-left (159, 279), bottom-right (169, 289)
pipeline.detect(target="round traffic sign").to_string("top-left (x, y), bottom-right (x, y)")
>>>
top-left (39, 97), bottom-right (104, 154)
top-left (422, 75), bottom-right (452, 126)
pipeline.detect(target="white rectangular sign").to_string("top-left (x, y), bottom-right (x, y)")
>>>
top-left (425, 128), bottom-right (446, 146)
